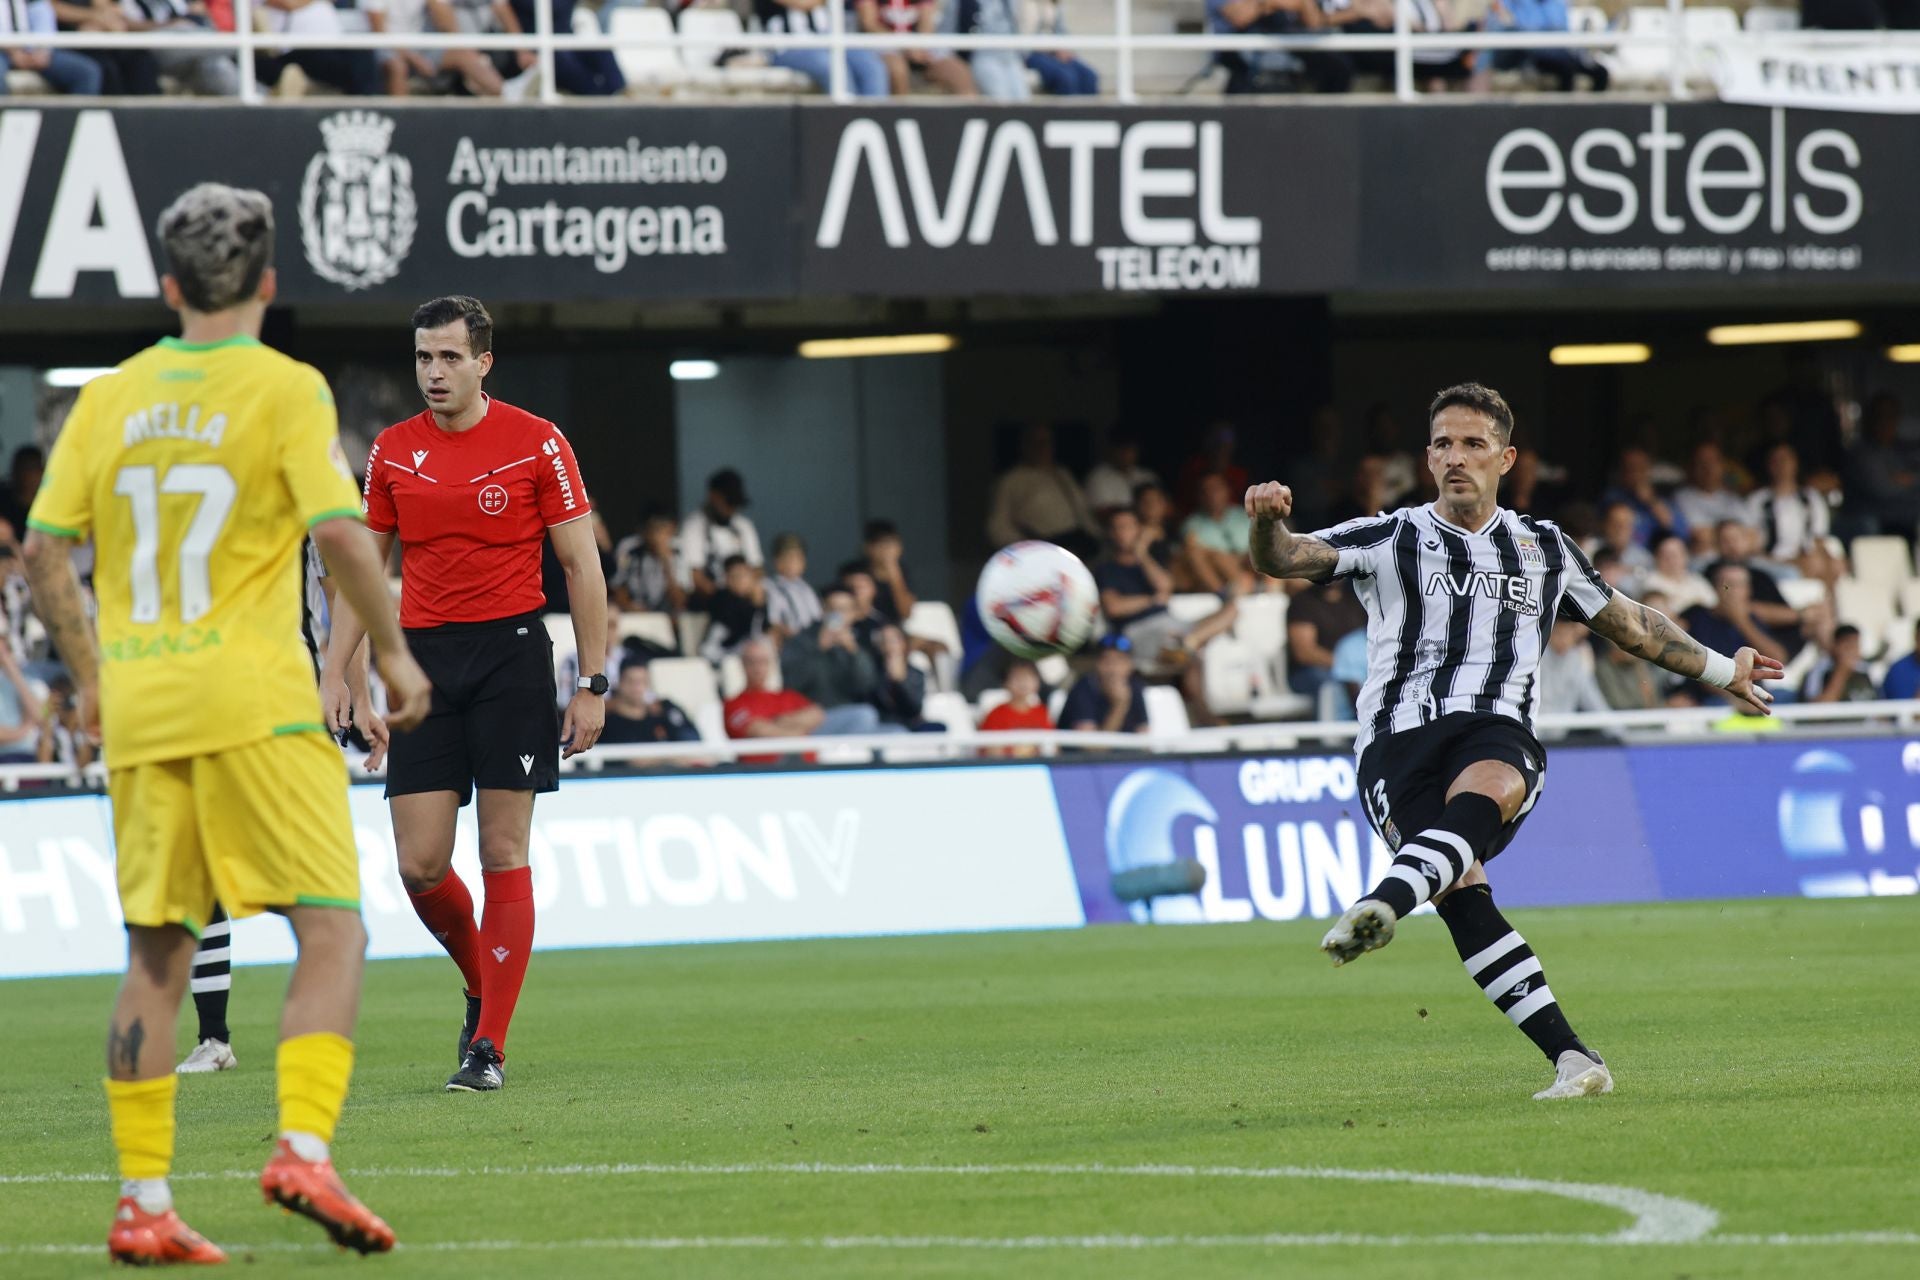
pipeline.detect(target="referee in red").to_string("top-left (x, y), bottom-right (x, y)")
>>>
top-left (323, 295), bottom-right (606, 1093)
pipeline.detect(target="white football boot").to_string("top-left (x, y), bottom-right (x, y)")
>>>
top-left (1533, 1049), bottom-right (1613, 1100)
top-left (176, 1039), bottom-right (237, 1074)
top-left (1320, 900), bottom-right (1397, 966)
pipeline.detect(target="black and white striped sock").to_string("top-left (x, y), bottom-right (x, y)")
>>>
top-left (190, 908), bottom-right (232, 1046)
top-left (1364, 792), bottom-right (1504, 920)
top-left (1436, 884), bottom-right (1586, 1063)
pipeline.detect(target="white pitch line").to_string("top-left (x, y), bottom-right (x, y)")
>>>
top-left (3, 1160), bottom-right (1904, 1254)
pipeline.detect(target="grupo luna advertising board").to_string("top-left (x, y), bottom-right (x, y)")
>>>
top-left (0, 766), bottom-right (1085, 980)
top-left (0, 105), bottom-right (794, 306)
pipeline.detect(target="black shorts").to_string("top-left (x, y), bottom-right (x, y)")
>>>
top-left (385, 610), bottom-right (560, 806)
top-left (1356, 712), bottom-right (1546, 863)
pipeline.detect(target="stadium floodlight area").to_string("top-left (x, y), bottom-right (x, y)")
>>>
top-left (1, 0), bottom-right (1909, 105)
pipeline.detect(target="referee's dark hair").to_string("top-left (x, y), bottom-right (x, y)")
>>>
top-left (1429, 382), bottom-right (1515, 446)
top-left (412, 295), bottom-right (494, 357)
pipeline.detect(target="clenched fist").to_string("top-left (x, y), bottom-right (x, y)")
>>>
top-left (1244, 482), bottom-right (1294, 522)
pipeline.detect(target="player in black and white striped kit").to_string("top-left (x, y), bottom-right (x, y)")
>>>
top-left (1247, 383), bottom-right (1785, 1099)
top-left (178, 540), bottom-right (388, 1073)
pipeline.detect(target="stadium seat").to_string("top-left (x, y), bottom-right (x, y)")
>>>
top-left (1743, 4), bottom-right (1800, 31)
top-left (1601, 8), bottom-right (1675, 88)
top-left (1047, 687), bottom-right (1068, 724)
top-left (1834, 576), bottom-right (1894, 640)
top-left (719, 653), bottom-right (744, 698)
top-left (5, 70), bottom-right (51, 95)
top-left (617, 611), bottom-right (677, 651)
top-left (1166, 593), bottom-right (1224, 624)
top-left (904, 601), bottom-right (963, 658)
top-left (1882, 616), bottom-right (1915, 663)
top-left (921, 691), bottom-right (976, 737)
top-left (693, 700), bottom-right (727, 743)
top-left (1568, 4), bottom-right (1609, 32)
top-left (542, 612), bottom-right (579, 688)
top-left (1200, 634), bottom-right (1264, 717)
top-left (1777, 578), bottom-right (1827, 612)
top-left (1850, 536), bottom-right (1915, 591)
top-left (608, 6), bottom-right (690, 91)
top-left (649, 657), bottom-right (722, 716)
top-left (676, 611), bottom-right (709, 657)
top-left (1143, 685), bottom-right (1191, 737)
top-left (572, 3), bottom-right (600, 34)
top-left (1900, 578), bottom-right (1920, 618)
top-left (974, 688), bottom-right (1012, 721)
top-left (1036, 653), bottom-right (1072, 690)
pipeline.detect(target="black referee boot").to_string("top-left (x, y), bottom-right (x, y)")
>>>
top-left (447, 1038), bottom-right (505, 1093)
top-left (457, 992), bottom-right (482, 1065)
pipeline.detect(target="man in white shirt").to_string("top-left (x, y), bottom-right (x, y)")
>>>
top-left (0, 0), bottom-right (104, 95)
top-left (1672, 442), bottom-right (1752, 552)
top-left (680, 469), bottom-right (764, 599)
top-left (121, 0), bottom-right (237, 94)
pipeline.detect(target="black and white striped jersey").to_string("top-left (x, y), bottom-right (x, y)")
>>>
top-left (1309, 505), bottom-right (1614, 757)
top-left (300, 537), bottom-right (327, 679)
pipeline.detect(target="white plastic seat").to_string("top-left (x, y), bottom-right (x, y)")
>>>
top-left (904, 601), bottom-right (963, 656)
top-left (1200, 635), bottom-right (1264, 717)
top-left (542, 612), bottom-right (578, 701)
top-left (974, 688), bottom-right (1012, 721)
top-left (677, 6), bottom-right (739, 69)
top-left (1851, 536), bottom-right (1915, 592)
top-left (608, 6), bottom-right (688, 88)
top-left (920, 691), bottom-right (976, 737)
top-left (1601, 7), bottom-right (1675, 88)
top-left (1900, 579), bottom-right (1920, 618)
top-left (1166, 593), bottom-right (1224, 624)
top-left (1036, 654), bottom-right (1072, 689)
top-left (571, 4), bottom-right (600, 34)
top-left (1568, 5), bottom-right (1609, 32)
top-left (617, 611), bottom-right (676, 651)
top-left (1742, 5), bottom-right (1800, 32)
top-left (676, 610), bottom-right (709, 657)
top-left (1881, 616), bottom-right (1916, 664)
top-left (1834, 576), bottom-right (1894, 640)
top-left (1777, 578), bottom-right (1827, 612)
top-left (5, 70), bottom-right (52, 95)
top-left (648, 657), bottom-right (722, 717)
top-left (1143, 685), bottom-right (1191, 737)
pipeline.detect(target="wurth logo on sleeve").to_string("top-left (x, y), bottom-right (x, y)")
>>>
top-left (544, 436), bottom-right (578, 511)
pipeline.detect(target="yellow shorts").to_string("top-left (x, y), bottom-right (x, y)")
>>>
top-left (109, 729), bottom-right (359, 935)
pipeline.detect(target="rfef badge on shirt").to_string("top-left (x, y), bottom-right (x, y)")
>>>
top-left (364, 397), bottom-right (591, 628)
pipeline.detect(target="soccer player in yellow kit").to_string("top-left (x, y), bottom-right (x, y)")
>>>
top-left (22, 183), bottom-right (434, 1266)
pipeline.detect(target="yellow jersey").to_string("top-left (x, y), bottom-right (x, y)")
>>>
top-left (27, 335), bottom-right (363, 768)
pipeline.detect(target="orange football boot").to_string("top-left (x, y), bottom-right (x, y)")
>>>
top-left (107, 1195), bottom-right (228, 1265)
top-left (259, 1141), bottom-right (395, 1255)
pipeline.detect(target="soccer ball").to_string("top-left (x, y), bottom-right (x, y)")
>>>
top-left (976, 541), bottom-right (1101, 659)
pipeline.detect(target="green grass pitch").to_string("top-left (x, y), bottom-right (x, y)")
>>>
top-left (4, 898), bottom-right (1918, 1278)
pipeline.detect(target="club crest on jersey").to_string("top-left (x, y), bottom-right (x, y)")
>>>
top-left (300, 110), bottom-right (417, 292)
top-left (479, 484), bottom-right (510, 516)
top-left (1515, 537), bottom-right (1546, 567)
top-left (1424, 569), bottom-right (1540, 616)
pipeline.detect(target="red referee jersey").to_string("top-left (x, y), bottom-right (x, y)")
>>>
top-left (364, 397), bottom-right (591, 628)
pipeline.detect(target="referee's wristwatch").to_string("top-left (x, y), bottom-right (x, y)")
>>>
top-left (579, 674), bottom-right (609, 696)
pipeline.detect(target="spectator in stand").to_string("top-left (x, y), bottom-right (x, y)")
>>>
top-left (986, 423), bottom-right (1100, 559)
top-left (1601, 446), bottom-right (1688, 549)
top-left (1209, 0), bottom-right (1351, 93)
top-left (1539, 618), bottom-right (1610, 716)
top-left (1363, 402), bottom-right (1419, 506)
top-left (1060, 635), bottom-right (1150, 734)
top-left (1322, 454), bottom-right (1390, 528)
top-left (1085, 432), bottom-right (1159, 519)
top-left (1594, 501), bottom-right (1654, 579)
top-left (119, 0), bottom-right (237, 94)
top-left (764, 532), bottom-right (822, 642)
top-left (510, 0), bottom-right (622, 94)
top-left (979, 658), bottom-right (1054, 737)
top-left (1018, 0), bottom-right (1099, 95)
top-left (1095, 508), bottom-right (1236, 716)
top-left (558, 615), bottom-right (656, 703)
top-left (755, 0), bottom-right (887, 95)
top-left (256, 0), bottom-right (380, 96)
top-left (682, 467), bottom-right (763, 599)
top-left (1403, 0), bottom-right (1475, 89)
top-left (0, 640), bottom-right (41, 765)
top-left (936, 0), bottom-right (1023, 98)
top-left (1845, 392), bottom-right (1920, 540)
top-left (0, 0), bottom-right (104, 95)
top-left (870, 625), bottom-right (937, 731)
top-left (1673, 441), bottom-right (1751, 553)
top-left (611, 509), bottom-right (690, 615)
top-left (51, 0), bottom-right (159, 93)
top-left (1175, 424), bottom-right (1249, 514)
top-left (860, 0), bottom-right (975, 95)
top-left (1287, 406), bottom-right (1345, 531)
top-left (1592, 591), bottom-right (1664, 711)
top-left (0, 536), bottom-right (32, 665)
top-left (36, 673), bottom-right (94, 768)
top-left (1748, 442), bottom-right (1840, 582)
top-left (779, 585), bottom-right (900, 733)
top-left (1703, 519), bottom-right (1804, 655)
top-left (837, 564), bottom-right (887, 656)
top-left (600, 662), bottom-right (701, 745)
top-left (1181, 472), bottom-right (1256, 596)
top-left (725, 637), bottom-right (828, 744)
top-left (1476, 0), bottom-right (1608, 91)
top-left (1288, 576), bottom-right (1367, 698)
top-left (1683, 563), bottom-right (1791, 672)
top-left (1504, 446), bottom-right (1548, 519)
top-left (1802, 624), bottom-right (1878, 704)
top-left (366, 0), bottom-right (536, 99)
top-left (1589, 548), bottom-right (1635, 600)
top-left (1882, 620), bottom-right (1920, 701)
top-left (1642, 533), bottom-right (1715, 616)
top-left (1133, 482), bottom-right (1180, 576)
top-left (1312, 0), bottom-right (1397, 82)
top-left (698, 555), bottom-right (767, 664)
top-left (0, 447), bottom-right (42, 544)
top-left (857, 519), bottom-right (918, 627)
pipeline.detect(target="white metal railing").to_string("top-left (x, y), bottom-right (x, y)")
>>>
top-left (4, 699), bottom-right (1915, 792)
top-left (0, 0), bottom-right (1908, 106)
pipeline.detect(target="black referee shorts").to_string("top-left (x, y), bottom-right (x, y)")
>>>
top-left (1356, 712), bottom-right (1546, 863)
top-left (385, 610), bottom-right (560, 806)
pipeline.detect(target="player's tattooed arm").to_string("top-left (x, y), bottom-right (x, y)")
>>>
top-left (1245, 482), bottom-right (1338, 583)
top-left (1587, 593), bottom-right (1709, 675)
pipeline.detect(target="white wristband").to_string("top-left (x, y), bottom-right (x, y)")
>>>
top-left (1701, 649), bottom-right (1737, 689)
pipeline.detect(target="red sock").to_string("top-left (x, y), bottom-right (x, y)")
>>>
top-left (474, 867), bottom-right (534, 1055)
top-left (407, 871), bottom-right (483, 995)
